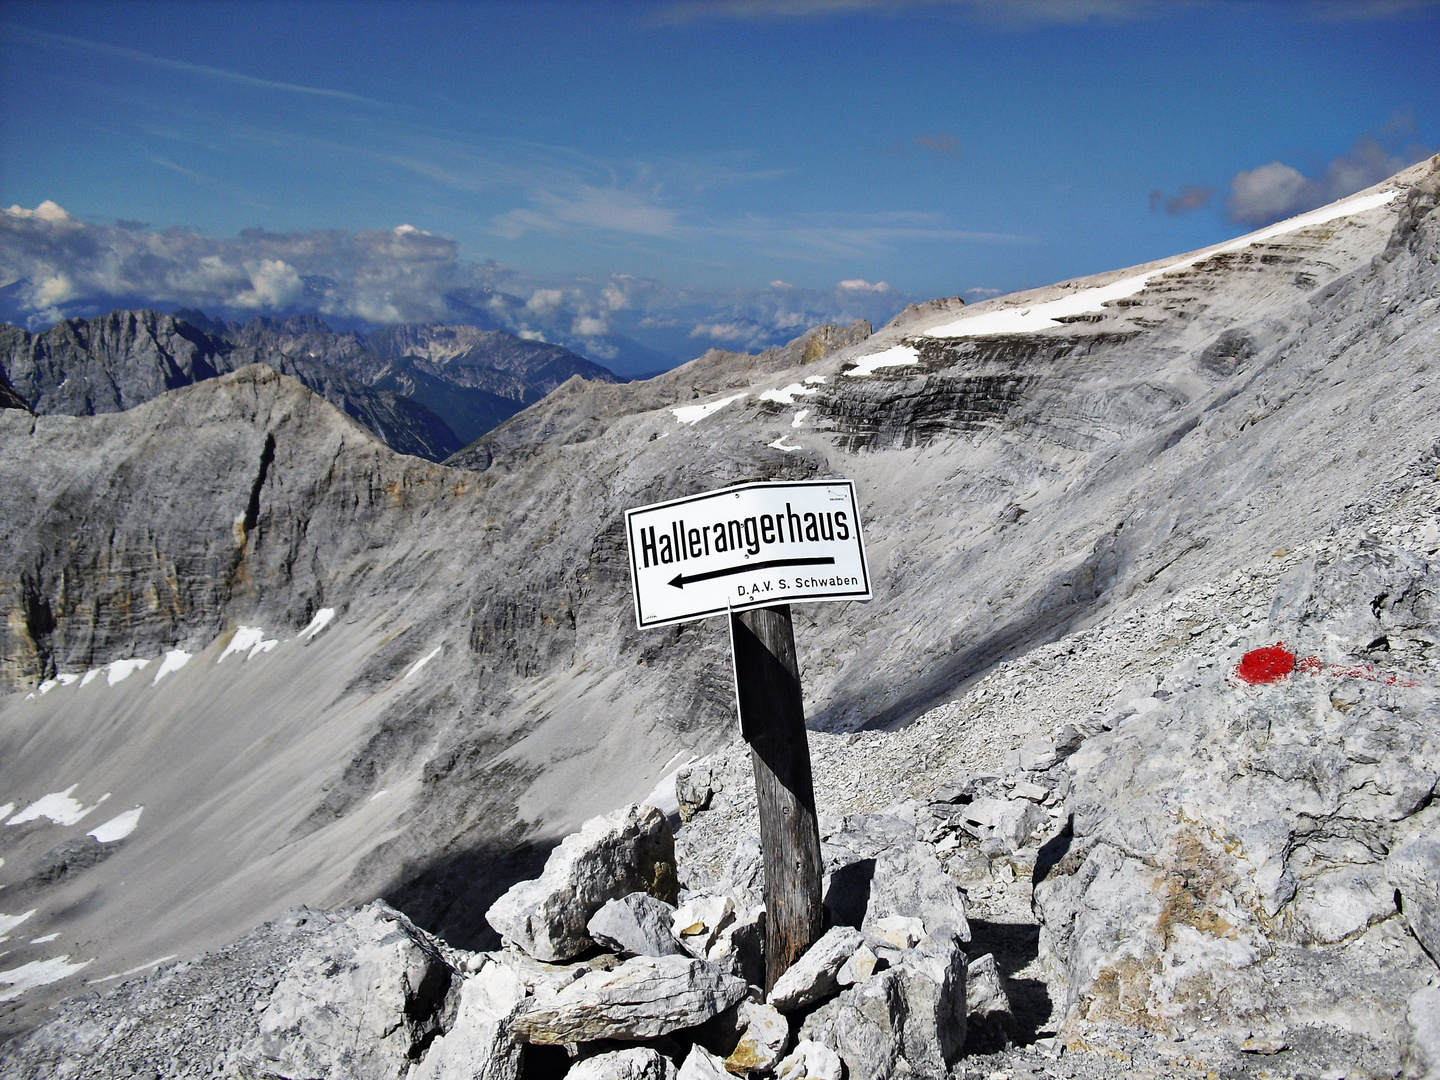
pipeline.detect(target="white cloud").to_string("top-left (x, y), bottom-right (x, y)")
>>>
top-left (5, 201), bottom-right (71, 223)
top-left (690, 321), bottom-right (757, 342)
top-left (527, 288), bottom-right (566, 315)
top-left (1227, 136), bottom-right (1429, 226)
top-left (33, 272), bottom-right (78, 307)
top-left (572, 315), bottom-right (609, 337)
top-left (232, 259), bottom-right (303, 309)
top-left (964, 286), bottom-right (1002, 298)
top-left (0, 206), bottom-right (917, 366)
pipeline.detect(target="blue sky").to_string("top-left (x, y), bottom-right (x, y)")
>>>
top-left (1, 0), bottom-right (1436, 371)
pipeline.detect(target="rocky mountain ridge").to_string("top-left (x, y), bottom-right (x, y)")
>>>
top-left (183, 311), bottom-right (623, 445)
top-left (0, 157), bottom-right (1437, 1073)
top-left (0, 309), bottom-right (621, 460)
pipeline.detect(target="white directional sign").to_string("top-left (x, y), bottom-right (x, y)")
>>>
top-left (626, 479), bottom-right (871, 628)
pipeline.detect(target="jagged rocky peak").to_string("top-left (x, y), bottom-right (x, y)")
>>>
top-left (0, 308), bottom-right (462, 460)
top-left (0, 308), bottom-right (229, 414)
top-left (221, 311), bottom-right (371, 365)
top-left (1, 160), bottom-right (1438, 1073)
top-left (0, 305), bottom-right (635, 459)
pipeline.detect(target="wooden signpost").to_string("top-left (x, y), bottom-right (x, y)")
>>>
top-left (626, 480), bottom-right (872, 989)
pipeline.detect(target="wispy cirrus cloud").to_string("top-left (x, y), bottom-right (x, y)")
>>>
top-left (493, 184), bottom-right (683, 240)
top-left (721, 211), bottom-right (1033, 261)
top-left (2, 24), bottom-right (383, 104)
top-left (653, 0), bottom-right (1440, 23)
top-left (1305, 0), bottom-right (1440, 19)
top-left (654, 0), bottom-right (1156, 25)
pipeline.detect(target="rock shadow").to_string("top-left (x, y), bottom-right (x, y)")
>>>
top-left (382, 837), bottom-right (561, 952)
top-left (841, 600), bottom-right (1100, 733)
top-left (821, 857), bottom-right (876, 929)
top-left (1032, 817), bottom-right (1073, 887)
top-left (964, 918), bottom-right (1051, 1049)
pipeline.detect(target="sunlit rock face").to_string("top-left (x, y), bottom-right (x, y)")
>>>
top-left (0, 158), bottom-right (1437, 1059)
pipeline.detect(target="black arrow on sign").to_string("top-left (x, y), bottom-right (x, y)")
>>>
top-left (668, 556), bottom-right (836, 589)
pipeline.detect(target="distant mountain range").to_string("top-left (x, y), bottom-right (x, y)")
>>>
top-left (0, 310), bottom-right (623, 460)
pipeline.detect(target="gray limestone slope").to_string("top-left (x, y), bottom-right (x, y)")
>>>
top-left (445, 319), bottom-right (873, 470)
top-left (0, 364), bottom-right (749, 1037)
top-left (0, 157), bottom-right (1437, 1045)
top-left (0, 309), bottom-right (461, 460)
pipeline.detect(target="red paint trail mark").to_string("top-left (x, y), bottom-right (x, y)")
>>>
top-left (1232, 644), bottom-right (1418, 688)
top-left (1234, 645), bottom-right (1296, 685)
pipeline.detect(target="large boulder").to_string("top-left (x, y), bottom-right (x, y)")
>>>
top-left (511, 954), bottom-right (747, 1045)
top-left (705, 905), bottom-right (766, 987)
top-left (587, 892), bottom-right (686, 958)
top-left (486, 804), bottom-right (679, 962)
top-left (718, 836), bottom-right (766, 912)
top-left (243, 903), bottom-right (461, 1080)
top-left (676, 762), bottom-right (718, 823)
top-left (1388, 804), bottom-right (1440, 959)
top-left (963, 952), bottom-right (1013, 1052)
top-left (774, 1040), bottom-right (843, 1080)
top-left (956, 797), bottom-right (1046, 853)
top-left (411, 962), bottom-right (527, 1080)
top-left (570, 1047), bottom-right (679, 1080)
top-left (676, 1044), bottom-right (730, 1079)
top-left (860, 842), bottom-right (970, 943)
top-left (723, 1000), bottom-right (790, 1075)
top-left (672, 894), bottom-right (735, 956)
top-left (767, 926), bottom-right (865, 1014)
top-left (797, 934), bottom-right (966, 1080)
top-left (1408, 977), bottom-right (1440, 1080)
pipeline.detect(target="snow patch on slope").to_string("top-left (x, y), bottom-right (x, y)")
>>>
top-left (299, 608), bottom-right (336, 640)
top-left (642, 751), bottom-right (697, 817)
top-left (106, 658), bottom-right (150, 686)
top-left (7, 786), bottom-right (109, 827)
top-left (402, 646), bottom-right (442, 682)
top-left (926, 189), bottom-right (1399, 340)
top-left (0, 911), bottom-right (36, 935)
top-left (0, 956), bottom-right (92, 1002)
top-left (673, 394), bottom-right (746, 424)
top-left (218, 627), bottom-right (278, 663)
top-left (760, 383), bottom-right (817, 405)
top-left (89, 807), bottom-right (143, 843)
top-left (846, 344), bottom-right (921, 377)
top-left (152, 650), bottom-right (191, 685)
top-left (88, 955), bottom-right (176, 985)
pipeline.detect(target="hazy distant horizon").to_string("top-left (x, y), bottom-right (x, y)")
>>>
top-left (2, 0), bottom-right (1436, 370)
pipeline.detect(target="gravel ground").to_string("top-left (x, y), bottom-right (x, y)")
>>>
top-left (674, 444), bottom-right (1440, 1076)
